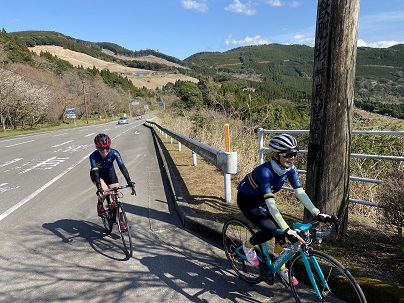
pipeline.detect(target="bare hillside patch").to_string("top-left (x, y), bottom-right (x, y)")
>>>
top-left (29, 45), bottom-right (198, 89)
top-left (101, 49), bottom-right (188, 69)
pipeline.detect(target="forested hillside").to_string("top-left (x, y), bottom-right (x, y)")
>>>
top-left (185, 44), bottom-right (404, 118)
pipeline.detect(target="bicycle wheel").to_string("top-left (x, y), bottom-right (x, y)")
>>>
top-left (117, 204), bottom-right (133, 258)
top-left (289, 249), bottom-right (367, 303)
top-left (222, 218), bottom-right (262, 284)
top-left (102, 208), bottom-right (113, 234)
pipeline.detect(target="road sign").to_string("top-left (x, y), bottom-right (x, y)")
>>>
top-left (66, 108), bottom-right (76, 119)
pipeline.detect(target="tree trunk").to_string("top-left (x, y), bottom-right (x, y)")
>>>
top-left (305, 0), bottom-right (360, 239)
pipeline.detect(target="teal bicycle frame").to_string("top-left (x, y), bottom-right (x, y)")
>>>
top-left (235, 221), bottom-right (333, 300)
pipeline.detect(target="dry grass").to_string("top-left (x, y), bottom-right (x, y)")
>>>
top-left (29, 45), bottom-right (198, 89)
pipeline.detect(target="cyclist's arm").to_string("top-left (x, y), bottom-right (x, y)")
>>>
top-left (90, 168), bottom-right (102, 190)
top-left (294, 187), bottom-right (320, 216)
top-left (264, 194), bottom-right (289, 231)
top-left (288, 168), bottom-right (320, 216)
top-left (117, 163), bottom-right (132, 185)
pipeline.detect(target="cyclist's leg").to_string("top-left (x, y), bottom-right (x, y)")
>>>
top-left (237, 192), bottom-right (277, 246)
top-left (237, 192), bottom-right (276, 266)
top-left (106, 170), bottom-right (119, 204)
top-left (90, 170), bottom-right (109, 216)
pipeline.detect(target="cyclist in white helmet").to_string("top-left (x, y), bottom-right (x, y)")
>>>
top-left (236, 134), bottom-right (333, 285)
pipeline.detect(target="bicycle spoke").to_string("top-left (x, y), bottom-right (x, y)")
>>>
top-left (117, 205), bottom-right (133, 258)
top-left (101, 206), bottom-right (113, 233)
top-left (289, 250), bottom-right (367, 303)
top-left (222, 219), bottom-right (262, 284)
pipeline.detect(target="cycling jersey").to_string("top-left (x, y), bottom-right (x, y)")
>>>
top-left (89, 148), bottom-right (131, 188)
top-left (237, 159), bottom-right (302, 199)
top-left (89, 148), bottom-right (124, 174)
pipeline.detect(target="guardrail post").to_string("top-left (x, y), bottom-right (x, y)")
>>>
top-left (224, 124), bottom-right (232, 203)
top-left (258, 128), bottom-right (264, 164)
top-left (170, 137), bottom-right (173, 144)
top-left (178, 142), bottom-right (182, 151)
top-left (192, 151), bottom-right (197, 166)
top-left (224, 174), bottom-right (231, 203)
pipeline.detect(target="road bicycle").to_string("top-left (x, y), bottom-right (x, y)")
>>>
top-left (222, 207), bottom-right (367, 303)
top-left (100, 184), bottom-right (136, 258)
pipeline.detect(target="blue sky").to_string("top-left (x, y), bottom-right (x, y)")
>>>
top-left (1, 0), bottom-right (404, 60)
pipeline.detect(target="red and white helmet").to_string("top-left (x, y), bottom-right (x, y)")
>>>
top-left (94, 133), bottom-right (111, 148)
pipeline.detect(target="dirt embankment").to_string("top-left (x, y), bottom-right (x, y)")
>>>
top-left (30, 45), bottom-right (198, 90)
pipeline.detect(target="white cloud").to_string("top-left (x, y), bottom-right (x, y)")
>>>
top-left (264, 0), bottom-right (301, 7)
top-left (265, 0), bottom-right (283, 7)
top-left (224, 0), bottom-right (256, 16)
top-left (289, 1), bottom-right (301, 8)
top-left (292, 34), bottom-right (314, 46)
top-left (181, 0), bottom-right (209, 13)
top-left (224, 34), bottom-right (272, 46)
top-left (357, 39), bottom-right (404, 48)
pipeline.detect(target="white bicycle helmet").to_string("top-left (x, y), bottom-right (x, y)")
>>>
top-left (268, 134), bottom-right (298, 152)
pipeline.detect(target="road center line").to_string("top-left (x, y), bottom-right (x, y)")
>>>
top-left (6, 140), bottom-right (35, 147)
top-left (52, 140), bottom-right (73, 147)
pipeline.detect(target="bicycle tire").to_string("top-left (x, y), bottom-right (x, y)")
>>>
top-left (101, 208), bottom-right (113, 234)
top-left (289, 249), bottom-right (367, 303)
top-left (222, 218), bottom-right (262, 284)
top-left (117, 204), bottom-right (133, 258)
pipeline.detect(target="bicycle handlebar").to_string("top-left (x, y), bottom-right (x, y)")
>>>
top-left (102, 184), bottom-right (136, 196)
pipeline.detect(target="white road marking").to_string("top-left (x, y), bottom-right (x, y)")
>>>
top-left (0, 158), bottom-right (23, 168)
top-left (0, 183), bottom-right (20, 193)
top-left (0, 154), bottom-right (90, 221)
top-left (6, 140), bottom-right (34, 147)
top-left (85, 132), bottom-right (96, 137)
top-left (51, 140), bottom-right (73, 147)
top-left (19, 157), bottom-right (69, 174)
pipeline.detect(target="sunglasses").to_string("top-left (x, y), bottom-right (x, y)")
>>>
top-left (97, 147), bottom-right (110, 152)
top-left (278, 151), bottom-right (298, 158)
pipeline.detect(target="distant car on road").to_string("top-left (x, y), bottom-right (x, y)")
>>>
top-left (136, 114), bottom-right (142, 120)
top-left (118, 117), bottom-right (128, 124)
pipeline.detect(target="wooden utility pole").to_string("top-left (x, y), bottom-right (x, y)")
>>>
top-left (305, 0), bottom-right (360, 238)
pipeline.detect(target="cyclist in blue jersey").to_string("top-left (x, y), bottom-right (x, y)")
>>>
top-left (89, 133), bottom-right (136, 229)
top-left (237, 134), bottom-right (333, 285)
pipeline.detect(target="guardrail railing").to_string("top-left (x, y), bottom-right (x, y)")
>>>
top-left (258, 128), bottom-right (404, 207)
top-left (145, 121), bottom-right (237, 202)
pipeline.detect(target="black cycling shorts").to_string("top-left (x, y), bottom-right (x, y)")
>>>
top-left (90, 169), bottom-right (118, 186)
top-left (237, 191), bottom-right (285, 245)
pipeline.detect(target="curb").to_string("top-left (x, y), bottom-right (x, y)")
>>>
top-left (146, 124), bottom-right (224, 245)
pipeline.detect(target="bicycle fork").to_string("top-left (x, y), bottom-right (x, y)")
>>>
top-left (300, 251), bottom-right (331, 300)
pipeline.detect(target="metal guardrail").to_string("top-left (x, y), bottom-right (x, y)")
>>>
top-left (146, 121), bottom-right (237, 174)
top-left (258, 128), bottom-right (404, 207)
top-left (145, 121), bottom-right (237, 203)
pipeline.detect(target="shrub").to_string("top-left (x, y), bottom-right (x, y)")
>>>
top-left (378, 169), bottom-right (404, 259)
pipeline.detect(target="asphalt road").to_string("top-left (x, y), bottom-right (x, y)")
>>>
top-left (0, 117), bottom-right (297, 302)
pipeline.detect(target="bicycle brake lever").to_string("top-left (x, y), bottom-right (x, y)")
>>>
top-left (131, 189), bottom-right (137, 196)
